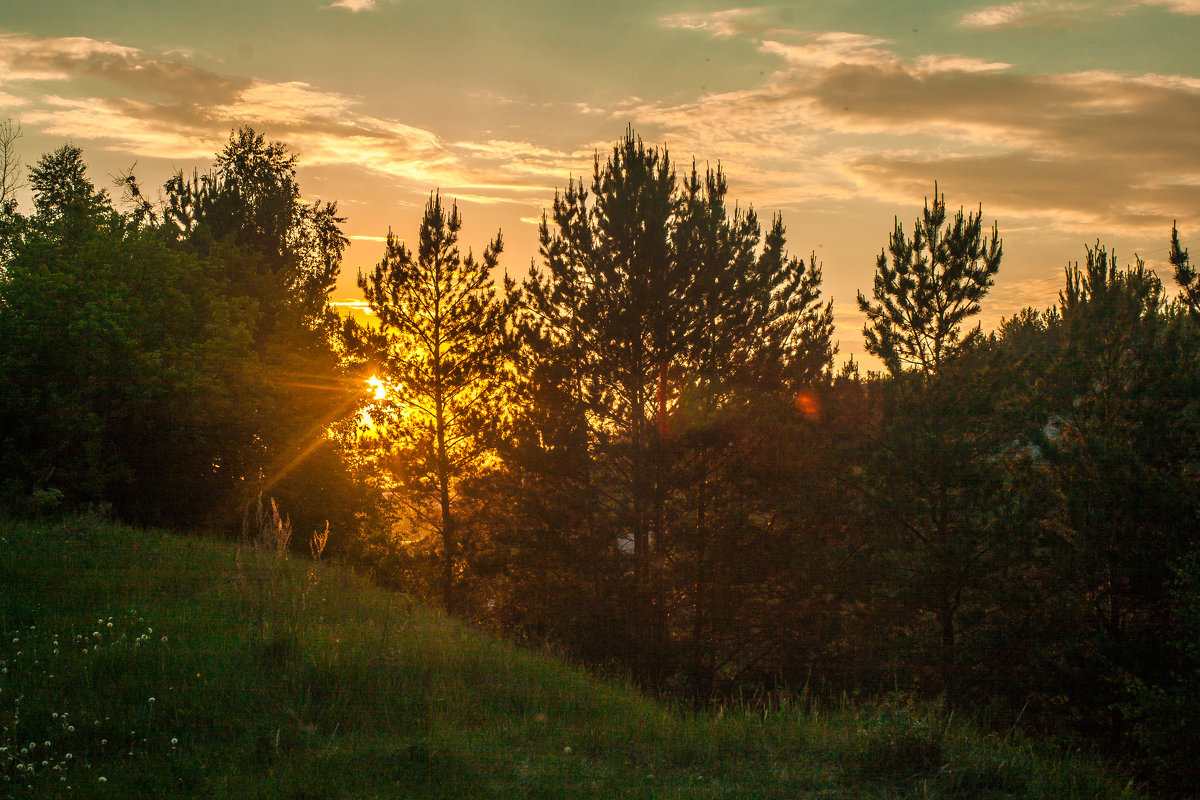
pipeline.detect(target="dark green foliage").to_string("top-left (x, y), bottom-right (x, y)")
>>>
top-left (487, 129), bottom-right (836, 689)
top-left (0, 145), bottom-right (259, 520)
top-left (858, 184), bottom-right (1001, 377)
top-left (1122, 546), bottom-right (1200, 794)
top-left (0, 132), bottom-right (376, 539)
top-left (1019, 246), bottom-right (1200, 775)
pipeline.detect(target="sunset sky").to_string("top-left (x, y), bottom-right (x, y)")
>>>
top-left (2, 0), bottom-right (1197, 366)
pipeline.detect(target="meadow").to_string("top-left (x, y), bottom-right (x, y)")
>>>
top-left (0, 516), bottom-right (1140, 799)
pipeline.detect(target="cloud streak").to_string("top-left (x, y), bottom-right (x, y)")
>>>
top-left (636, 19), bottom-right (1200, 233)
top-left (960, 0), bottom-right (1200, 29)
top-left (0, 32), bottom-right (586, 206)
top-left (324, 0), bottom-right (379, 11)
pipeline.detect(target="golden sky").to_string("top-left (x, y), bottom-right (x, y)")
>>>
top-left (2, 0), bottom-right (1197, 366)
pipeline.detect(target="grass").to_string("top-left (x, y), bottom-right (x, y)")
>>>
top-left (0, 516), bottom-right (1142, 799)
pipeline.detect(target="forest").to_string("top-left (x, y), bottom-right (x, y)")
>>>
top-left (2, 122), bottom-right (1198, 795)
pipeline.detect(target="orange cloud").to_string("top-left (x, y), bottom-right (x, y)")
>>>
top-left (1, 32), bottom-right (590, 206)
top-left (631, 23), bottom-right (1200, 233)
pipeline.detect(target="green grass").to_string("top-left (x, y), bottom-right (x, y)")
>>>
top-left (0, 517), bottom-right (1141, 799)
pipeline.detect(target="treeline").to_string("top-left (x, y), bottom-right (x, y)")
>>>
top-left (0, 124), bottom-right (384, 552)
top-left (3, 125), bottom-right (1199, 793)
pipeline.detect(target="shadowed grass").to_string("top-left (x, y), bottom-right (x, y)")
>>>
top-left (0, 518), bottom-right (1141, 799)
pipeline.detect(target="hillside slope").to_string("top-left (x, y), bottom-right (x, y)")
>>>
top-left (0, 518), bottom-right (1139, 799)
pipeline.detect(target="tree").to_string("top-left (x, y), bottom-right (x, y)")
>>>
top-left (1044, 246), bottom-right (1198, 719)
top-left (858, 184), bottom-right (1001, 377)
top-left (152, 128), bottom-right (362, 535)
top-left (516, 130), bottom-right (836, 684)
top-left (0, 119), bottom-right (19, 206)
top-left (1169, 222), bottom-right (1195, 314)
top-left (0, 119), bottom-right (21, 266)
top-left (0, 144), bottom-right (259, 520)
top-left (358, 192), bottom-right (512, 611)
top-left (855, 186), bottom-right (1006, 697)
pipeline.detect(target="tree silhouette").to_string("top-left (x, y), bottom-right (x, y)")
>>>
top-left (0, 144), bottom-right (259, 520)
top-left (858, 185), bottom-right (1001, 377)
top-left (1169, 222), bottom-right (1196, 314)
top-left (358, 193), bottom-right (512, 612)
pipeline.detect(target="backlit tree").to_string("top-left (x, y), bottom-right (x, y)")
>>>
top-left (359, 193), bottom-right (513, 611)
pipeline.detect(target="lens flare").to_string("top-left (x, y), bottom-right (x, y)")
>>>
top-left (794, 390), bottom-right (821, 421)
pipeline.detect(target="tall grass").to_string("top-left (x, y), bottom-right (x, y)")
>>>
top-left (0, 517), bottom-right (1143, 799)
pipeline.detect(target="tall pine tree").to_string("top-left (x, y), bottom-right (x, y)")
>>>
top-left (358, 193), bottom-right (512, 611)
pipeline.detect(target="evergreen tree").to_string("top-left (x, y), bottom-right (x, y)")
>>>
top-left (858, 185), bottom-right (1001, 377)
top-left (855, 186), bottom-right (1006, 697)
top-left (358, 193), bottom-right (512, 611)
top-left (1169, 222), bottom-right (1195, 314)
top-left (519, 130), bottom-right (835, 683)
top-left (1047, 246), bottom-right (1197, 710)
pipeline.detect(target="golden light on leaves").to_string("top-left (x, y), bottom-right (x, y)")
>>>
top-left (355, 375), bottom-right (389, 435)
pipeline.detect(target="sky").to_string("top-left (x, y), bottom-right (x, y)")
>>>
top-left (2, 0), bottom-right (1198, 367)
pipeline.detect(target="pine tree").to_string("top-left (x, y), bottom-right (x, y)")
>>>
top-left (856, 186), bottom-right (1004, 697)
top-left (858, 185), bottom-right (1001, 377)
top-left (358, 193), bottom-right (512, 612)
top-left (1169, 222), bottom-right (1195, 313)
top-left (522, 130), bottom-right (836, 683)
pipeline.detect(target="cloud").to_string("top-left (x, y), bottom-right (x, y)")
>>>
top-left (1, 32), bottom-right (589, 204)
top-left (624, 25), bottom-right (1200, 233)
top-left (325, 0), bottom-right (377, 11)
top-left (960, 0), bottom-right (1200, 29)
top-left (1139, 0), bottom-right (1200, 11)
top-left (960, 1), bottom-right (1098, 29)
top-left (0, 32), bottom-right (249, 103)
top-left (660, 8), bottom-right (768, 38)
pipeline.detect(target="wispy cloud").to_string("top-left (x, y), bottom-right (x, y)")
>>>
top-left (1139, 0), bottom-right (1200, 11)
top-left (635, 21), bottom-right (1200, 233)
top-left (960, 1), bottom-right (1098, 29)
top-left (0, 32), bottom-right (588, 205)
top-left (324, 0), bottom-right (377, 12)
top-left (961, 0), bottom-right (1200, 29)
top-left (0, 91), bottom-right (29, 108)
top-left (660, 8), bottom-right (769, 38)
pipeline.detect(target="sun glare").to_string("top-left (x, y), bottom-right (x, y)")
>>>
top-left (367, 375), bottom-right (386, 400)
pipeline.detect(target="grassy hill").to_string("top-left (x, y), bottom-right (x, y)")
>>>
top-left (0, 517), bottom-right (1140, 799)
